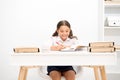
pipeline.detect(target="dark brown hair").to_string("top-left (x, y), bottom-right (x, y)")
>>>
top-left (52, 20), bottom-right (73, 38)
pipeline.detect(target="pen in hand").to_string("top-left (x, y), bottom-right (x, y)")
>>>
top-left (56, 42), bottom-right (61, 45)
top-left (56, 42), bottom-right (65, 49)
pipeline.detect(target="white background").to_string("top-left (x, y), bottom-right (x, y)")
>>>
top-left (0, 0), bottom-right (103, 80)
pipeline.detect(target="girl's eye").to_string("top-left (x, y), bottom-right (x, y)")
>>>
top-left (60, 31), bottom-right (64, 33)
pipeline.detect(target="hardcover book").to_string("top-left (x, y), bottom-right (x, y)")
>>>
top-left (88, 47), bottom-right (115, 53)
top-left (89, 42), bottom-right (114, 48)
top-left (14, 47), bottom-right (40, 53)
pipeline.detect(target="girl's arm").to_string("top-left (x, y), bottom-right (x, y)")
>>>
top-left (50, 45), bottom-right (65, 51)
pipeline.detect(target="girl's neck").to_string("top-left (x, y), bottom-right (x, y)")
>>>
top-left (60, 37), bottom-right (68, 41)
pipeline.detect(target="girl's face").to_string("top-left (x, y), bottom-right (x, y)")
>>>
top-left (57, 25), bottom-right (70, 41)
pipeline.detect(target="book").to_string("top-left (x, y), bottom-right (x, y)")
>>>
top-left (114, 45), bottom-right (120, 51)
top-left (89, 42), bottom-right (114, 48)
top-left (88, 47), bottom-right (115, 53)
top-left (14, 47), bottom-right (40, 53)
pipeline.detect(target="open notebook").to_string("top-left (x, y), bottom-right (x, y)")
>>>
top-left (60, 45), bottom-right (87, 52)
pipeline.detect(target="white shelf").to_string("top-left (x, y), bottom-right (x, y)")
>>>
top-left (104, 1), bottom-right (120, 74)
top-left (104, 26), bottom-right (120, 29)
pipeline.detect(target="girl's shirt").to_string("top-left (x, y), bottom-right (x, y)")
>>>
top-left (51, 36), bottom-right (78, 47)
top-left (42, 36), bottom-right (79, 51)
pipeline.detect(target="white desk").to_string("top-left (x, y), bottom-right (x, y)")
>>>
top-left (11, 51), bottom-right (117, 66)
top-left (10, 51), bottom-right (117, 80)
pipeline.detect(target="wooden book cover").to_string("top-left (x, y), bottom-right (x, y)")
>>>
top-left (14, 47), bottom-right (40, 53)
top-left (89, 47), bottom-right (115, 53)
top-left (89, 42), bottom-right (114, 47)
top-left (114, 45), bottom-right (120, 51)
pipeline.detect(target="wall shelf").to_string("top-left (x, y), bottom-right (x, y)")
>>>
top-left (104, 0), bottom-right (120, 74)
top-left (104, 26), bottom-right (120, 29)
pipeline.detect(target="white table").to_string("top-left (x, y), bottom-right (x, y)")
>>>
top-left (10, 51), bottom-right (117, 80)
top-left (11, 51), bottom-right (117, 66)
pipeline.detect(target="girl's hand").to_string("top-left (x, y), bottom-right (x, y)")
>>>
top-left (50, 45), bottom-right (65, 51)
top-left (56, 44), bottom-right (65, 50)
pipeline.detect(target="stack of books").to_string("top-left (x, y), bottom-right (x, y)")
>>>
top-left (88, 42), bottom-right (115, 53)
top-left (13, 47), bottom-right (40, 53)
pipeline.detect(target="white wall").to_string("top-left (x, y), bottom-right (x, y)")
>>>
top-left (0, 0), bottom-right (103, 80)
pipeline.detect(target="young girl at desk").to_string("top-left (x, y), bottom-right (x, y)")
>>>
top-left (47, 20), bottom-right (78, 80)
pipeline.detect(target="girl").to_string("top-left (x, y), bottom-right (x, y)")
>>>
top-left (47, 20), bottom-right (78, 80)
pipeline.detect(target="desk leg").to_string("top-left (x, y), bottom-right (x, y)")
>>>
top-left (93, 66), bottom-right (100, 80)
top-left (99, 66), bottom-right (107, 80)
top-left (18, 66), bottom-right (28, 80)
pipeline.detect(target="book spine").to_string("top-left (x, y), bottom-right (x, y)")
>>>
top-left (89, 42), bottom-right (114, 47)
top-left (14, 48), bottom-right (40, 53)
top-left (89, 47), bottom-right (115, 53)
top-left (114, 45), bottom-right (120, 51)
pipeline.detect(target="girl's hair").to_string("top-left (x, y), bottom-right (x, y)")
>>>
top-left (52, 20), bottom-right (73, 38)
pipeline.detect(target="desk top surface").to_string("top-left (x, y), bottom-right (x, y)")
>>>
top-left (10, 51), bottom-right (117, 66)
top-left (11, 50), bottom-right (116, 55)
